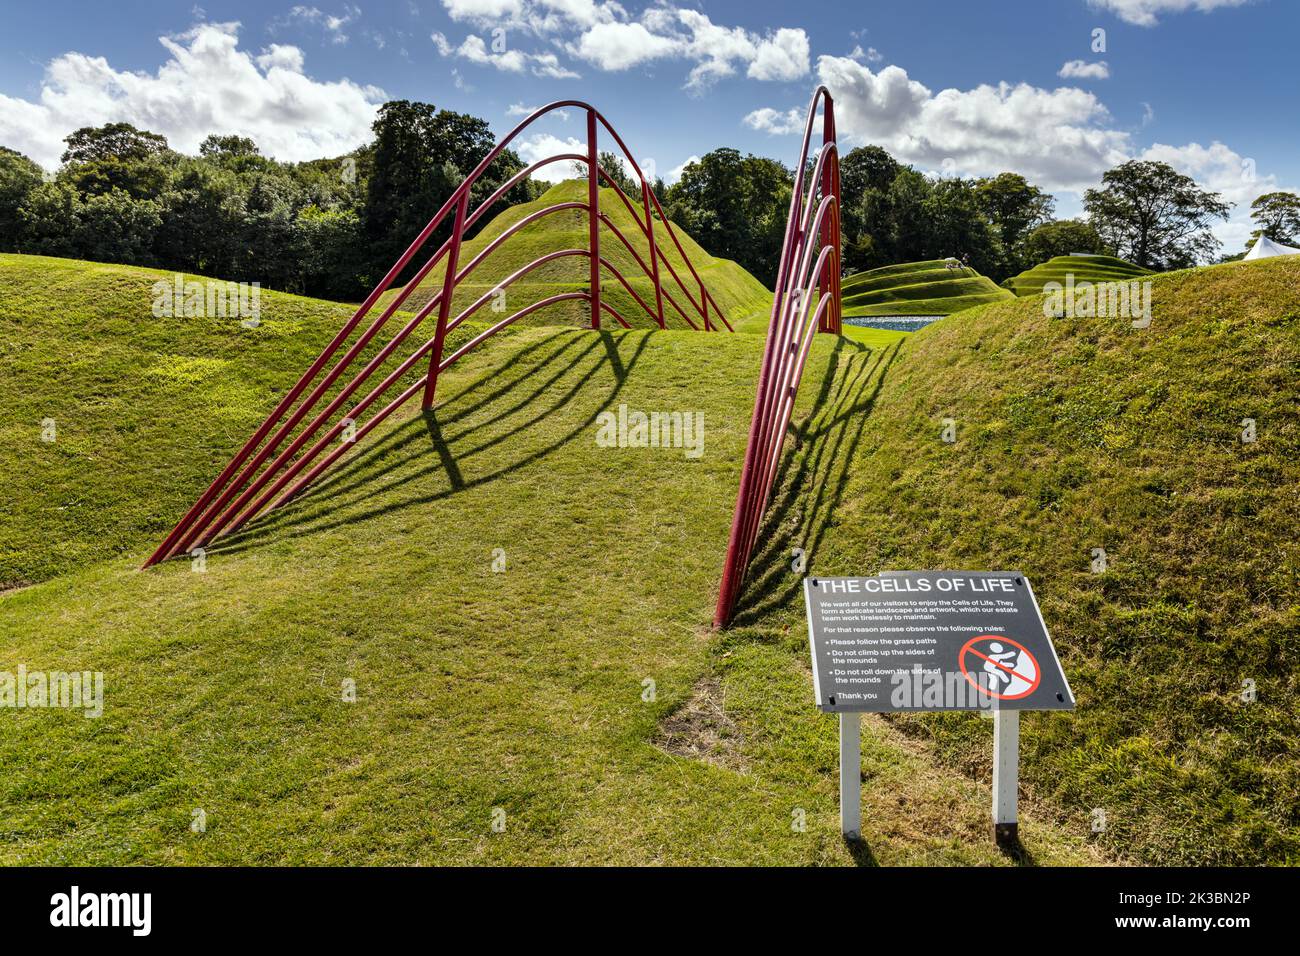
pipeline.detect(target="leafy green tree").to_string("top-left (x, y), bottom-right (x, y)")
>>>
top-left (1084, 160), bottom-right (1230, 270)
top-left (840, 145), bottom-right (901, 204)
top-left (73, 189), bottom-right (163, 265)
top-left (297, 205), bottom-right (366, 300)
top-left (197, 134), bottom-right (272, 175)
top-left (919, 177), bottom-right (1002, 277)
top-left (61, 123), bottom-right (168, 164)
top-left (1248, 191), bottom-right (1300, 246)
top-left (1021, 219), bottom-right (1109, 265)
top-left (597, 150), bottom-right (638, 197)
top-left (974, 172), bottom-right (1054, 277)
top-left (153, 158), bottom-right (247, 277)
top-left (664, 148), bottom-right (792, 286)
top-left (63, 154), bottom-right (174, 199)
top-left (238, 172), bottom-right (309, 291)
top-left (363, 100), bottom-right (527, 281)
top-left (0, 147), bottom-right (44, 252)
top-left (17, 181), bottom-right (83, 257)
top-left (200, 134), bottom-right (260, 159)
top-left (838, 145), bottom-right (901, 271)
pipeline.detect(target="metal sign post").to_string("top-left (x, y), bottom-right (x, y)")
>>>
top-left (803, 572), bottom-right (1073, 847)
top-left (840, 712), bottom-right (861, 841)
top-left (992, 708), bottom-right (1019, 847)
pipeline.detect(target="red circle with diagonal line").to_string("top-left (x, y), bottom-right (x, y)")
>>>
top-left (959, 635), bottom-right (1041, 701)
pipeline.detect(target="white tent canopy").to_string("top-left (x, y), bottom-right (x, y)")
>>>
top-left (1243, 234), bottom-right (1300, 260)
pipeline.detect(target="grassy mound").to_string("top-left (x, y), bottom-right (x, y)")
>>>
top-left (0, 254), bottom-right (419, 589)
top-left (6, 252), bottom-right (1295, 866)
top-left (740, 256), bottom-right (1300, 865)
top-left (380, 180), bottom-right (772, 332)
top-left (841, 259), bottom-right (1014, 317)
top-left (0, 255), bottom-right (1094, 866)
top-left (1004, 254), bottom-right (1153, 297)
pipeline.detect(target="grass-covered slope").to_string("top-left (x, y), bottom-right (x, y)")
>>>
top-left (1004, 254), bottom-right (1153, 297)
top-left (0, 256), bottom-right (1098, 864)
top-left (840, 259), bottom-right (1014, 317)
top-left (380, 179), bottom-right (772, 332)
top-left (0, 253), bottom-right (430, 589)
top-left (740, 256), bottom-right (1300, 865)
top-left (8, 253), bottom-right (1295, 866)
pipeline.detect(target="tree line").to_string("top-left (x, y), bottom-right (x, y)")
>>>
top-left (668, 144), bottom-right (1296, 284)
top-left (3, 101), bottom-right (1296, 298)
top-left (0, 103), bottom-right (540, 301)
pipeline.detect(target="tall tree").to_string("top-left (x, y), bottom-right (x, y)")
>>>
top-left (838, 145), bottom-right (902, 273)
top-left (362, 100), bottom-right (526, 281)
top-left (1021, 219), bottom-right (1109, 266)
top-left (1248, 191), bottom-right (1300, 246)
top-left (200, 134), bottom-right (260, 159)
top-left (61, 123), bottom-right (168, 164)
top-left (664, 148), bottom-right (792, 287)
top-left (0, 147), bottom-right (44, 252)
top-left (974, 172), bottom-right (1054, 277)
top-left (1083, 160), bottom-right (1230, 270)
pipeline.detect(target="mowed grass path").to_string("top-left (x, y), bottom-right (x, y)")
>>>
top-left (1, 266), bottom-right (1096, 863)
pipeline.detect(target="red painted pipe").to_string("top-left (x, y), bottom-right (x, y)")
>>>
top-left (715, 87), bottom-right (843, 627)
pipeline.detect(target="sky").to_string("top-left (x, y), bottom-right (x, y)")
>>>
top-left (0, 0), bottom-right (1296, 252)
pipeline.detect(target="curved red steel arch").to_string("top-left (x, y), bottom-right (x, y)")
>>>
top-left (144, 89), bottom-right (845, 635)
top-left (714, 85), bottom-right (843, 626)
top-left (143, 100), bottom-right (731, 568)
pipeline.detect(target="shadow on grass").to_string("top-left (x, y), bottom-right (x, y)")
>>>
top-left (846, 836), bottom-right (879, 867)
top-left (212, 329), bottom-right (647, 558)
top-left (727, 336), bottom-right (903, 627)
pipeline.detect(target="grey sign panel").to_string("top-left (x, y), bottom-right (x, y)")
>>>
top-left (803, 571), bottom-right (1074, 713)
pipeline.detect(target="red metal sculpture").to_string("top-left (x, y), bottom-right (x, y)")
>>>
top-left (143, 101), bottom-right (729, 568)
top-left (713, 86), bottom-right (843, 627)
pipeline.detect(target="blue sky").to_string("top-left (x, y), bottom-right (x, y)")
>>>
top-left (1, 0), bottom-right (1295, 249)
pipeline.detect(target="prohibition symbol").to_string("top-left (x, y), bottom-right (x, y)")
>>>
top-left (959, 635), bottom-right (1040, 701)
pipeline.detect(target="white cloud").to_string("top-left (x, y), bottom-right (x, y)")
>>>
top-left (666, 154), bottom-right (699, 184)
top-left (1058, 59), bottom-right (1110, 80)
top-left (747, 28), bottom-right (810, 82)
top-left (287, 4), bottom-right (362, 44)
top-left (743, 106), bottom-right (805, 136)
top-left (531, 52), bottom-right (581, 79)
top-left (457, 33), bottom-right (529, 71)
top-left (438, 3), bottom-right (808, 90)
top-left (561, 7), bottom-right (808, 90)
top-left (507, 101), bottom-right (570, 119)
top-left (0, 22), bottom-right (384, 168)
top-left (1140, 140), bottom-right (1288, 249)
top-left (432, 30), bottom-right (580, 77)
top-left (440, 0), bottom-right (619, 33)
top-left (1086, 0), bottom-right (1250, 27)
top-left (758, 55), bottom-right (1132, 193)
top-left (441, 0), bottom-right (526, 21)
top-left (514, 132), bottom-right (585, 181)
top-left (571, 21), bottom-right (681, 71)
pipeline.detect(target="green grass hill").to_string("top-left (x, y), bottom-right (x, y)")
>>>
top-left (2, 251), bottom-right (1297, 866)
top-left (380, 179), bottom-right (772, 333)
top-left (1004, 254), bottom-right (1153, 297)
top-left (777, 255), bottom-right (1299, 865)
top-left (840, 259), bottom-right (1014, 317)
